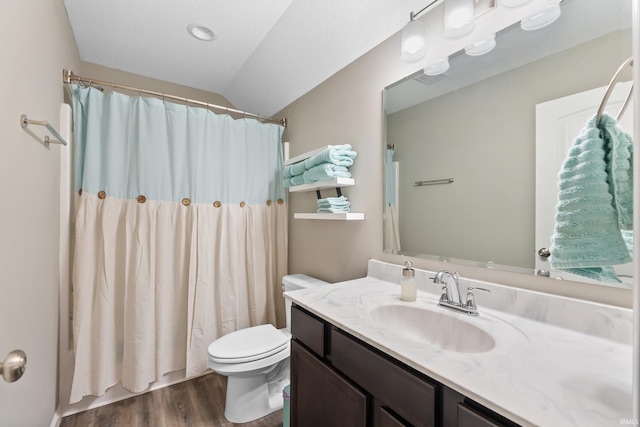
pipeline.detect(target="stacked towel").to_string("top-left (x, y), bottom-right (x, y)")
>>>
top-left (284, 145), bottom-right (357, 187)
top-left (317, 196), bottom-right (350, 213)
top-left (304, 163), bottom-right (351, 182)
top-left (549, 113), bottom-right (633, 283)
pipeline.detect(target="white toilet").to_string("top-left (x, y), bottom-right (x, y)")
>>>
top-left (207, 274), bottom-right (328, 423)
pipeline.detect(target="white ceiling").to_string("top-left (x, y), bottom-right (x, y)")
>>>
top-left (63, 0), bottom-right (431, 117)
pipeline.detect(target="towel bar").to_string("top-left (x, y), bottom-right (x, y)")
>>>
top-left (414, 178), bottom-right (454, 187)
top-left (20, 114), bottom-right (68, 147)
top-left (596, 57), bottom-right (634, 125)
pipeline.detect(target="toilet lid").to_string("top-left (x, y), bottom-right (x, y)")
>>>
top-left (208, 324), bottom-right (289, 363)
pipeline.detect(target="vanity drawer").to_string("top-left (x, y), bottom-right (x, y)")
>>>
top-left (331, 328), bottom-right (437, 427)
top-left (458, 402), bottom-right (520, 427)
top-left (291, 305), bottom-right (326, 358)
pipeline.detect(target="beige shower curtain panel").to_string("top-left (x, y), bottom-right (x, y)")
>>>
top-left (70, 196), bottom-right (287, 403)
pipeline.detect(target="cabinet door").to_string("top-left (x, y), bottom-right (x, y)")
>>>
top-left (290, 340), bottom-right (367, 427)
top-left (377, 405), bottom-right (410, 427)
top-left (332, 328), bottom-right (437, 427)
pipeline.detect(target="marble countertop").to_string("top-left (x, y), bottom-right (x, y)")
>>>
top-left (285, 261), bottom-right (633, 427)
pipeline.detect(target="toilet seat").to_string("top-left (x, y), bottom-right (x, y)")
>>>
top-left (208, 324), bottom-right (290, 364)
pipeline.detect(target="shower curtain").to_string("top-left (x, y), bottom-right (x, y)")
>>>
top-left (384, 148), bottom-right (401, 253)
top-left (68, 86), bottom-right (287, 403)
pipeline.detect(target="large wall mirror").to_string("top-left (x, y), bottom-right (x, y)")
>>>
top-left (383, 0), bottom-right (633, 288)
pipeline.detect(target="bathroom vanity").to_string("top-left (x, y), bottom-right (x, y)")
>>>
top-left (285, 260), bottom-right (633, 427)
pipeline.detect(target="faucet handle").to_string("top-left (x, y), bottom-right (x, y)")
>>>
top-left (465, 287), bottom-right (490, 311)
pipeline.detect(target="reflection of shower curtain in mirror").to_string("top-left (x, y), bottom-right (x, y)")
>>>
top-left (384, 148), bottom-right (401, 252)
top-left (68, 86), bottom-right (287, 403)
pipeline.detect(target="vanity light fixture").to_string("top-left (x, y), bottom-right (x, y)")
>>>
top-left (444, 0), bottom-right (476, 39)
top-left (464, 33), bottom-right (496, 56)
top-left (400, 15), bottom-right (427, 62)
top-left (187, 23), bottom-right (216, 41)
top-left (520, 0), bottom-right (561, 31)
top-left (424, 57), bottom-right (451, 76)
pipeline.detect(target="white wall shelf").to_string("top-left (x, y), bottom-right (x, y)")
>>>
top-left (293, 213), bottom-right (365, 221)
top-left (288, 177), bottom-right (355, 193)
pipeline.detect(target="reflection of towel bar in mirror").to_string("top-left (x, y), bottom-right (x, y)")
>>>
top-left (596, 57), bottom-right (633, 125)
top-left (414, 178), bottom-right (454, 187)
top-left (20, 114), bottom-right (68, 147)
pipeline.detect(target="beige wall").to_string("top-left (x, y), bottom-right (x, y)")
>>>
top-left (280, 29), bottom-right (632, 307)
top-left (388, 30), bottom-right (631, 269)
top-left (0, 1), bottom-right (80, 425)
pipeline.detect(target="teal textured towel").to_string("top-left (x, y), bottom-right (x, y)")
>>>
top-left (600, 113), bottom-right (633, 230)
top-left (284, 144), bottom-right (357, 177)
top-left (317, 196), bottom-right (350, 207)
top-left (303, 144), bottom-right (357, 169)
top-left (549, 113), bottom-right (633, 283)
top-left (317, 195), bottom-right (350, 213)
top-left (283, 164), bottom-right (351, 187)
top-left (318, 207), bottom-right (351, 213)
top-left (283, 174), bottom-right (305, 187)
top-left (283, 160), bottom-right (307, 178)
top-left (302, 164), bottom-right (351, 184)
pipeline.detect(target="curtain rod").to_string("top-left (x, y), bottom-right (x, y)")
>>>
top-left (62, 69), bottom-right (287, 127)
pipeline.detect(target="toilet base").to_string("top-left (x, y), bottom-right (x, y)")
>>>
top-left (223, 360), bottom-right (290, 423)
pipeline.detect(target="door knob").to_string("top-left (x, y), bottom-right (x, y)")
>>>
top-left (538, 248), bottom-right (551, 258)
top-left (0, 350), bottom-right (27, 383)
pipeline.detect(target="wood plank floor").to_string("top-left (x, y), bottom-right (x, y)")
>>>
top-left (60, 373), bottom-right (284, 427)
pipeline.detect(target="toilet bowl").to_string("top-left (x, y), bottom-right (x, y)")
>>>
top-left (207, 274), bottom-right (328, 423)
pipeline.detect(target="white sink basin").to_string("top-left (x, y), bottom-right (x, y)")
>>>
top-left (368, 304), bottom-right (496, 353)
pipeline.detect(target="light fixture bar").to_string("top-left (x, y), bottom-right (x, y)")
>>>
top-left (410, 0), bottom-right (441, 21)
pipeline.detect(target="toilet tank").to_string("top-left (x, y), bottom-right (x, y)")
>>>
top-left (282, 274), bottom-right (329, 330)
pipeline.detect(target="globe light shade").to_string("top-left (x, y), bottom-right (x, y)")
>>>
top-left (521, 1), bottom-right (561, 31)
top-left (444, 0), bottom-right (476, 39)
top-left (401, 19), bottom-right (427, 62)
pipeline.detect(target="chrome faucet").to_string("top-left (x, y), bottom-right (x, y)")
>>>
top-left (432, 270), bottom-right (490, 316)
top-left (433, 270), bottom-right (462, 305)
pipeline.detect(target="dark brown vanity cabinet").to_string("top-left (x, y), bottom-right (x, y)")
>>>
top-left (290, 305), bottom-right (521, 427)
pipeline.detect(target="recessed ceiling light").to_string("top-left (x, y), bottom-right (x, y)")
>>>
top-left (187, 23), bottom-right (216, 41)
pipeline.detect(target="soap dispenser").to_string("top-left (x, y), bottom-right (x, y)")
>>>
top-left (400, 261), bottom-right (417, 302)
